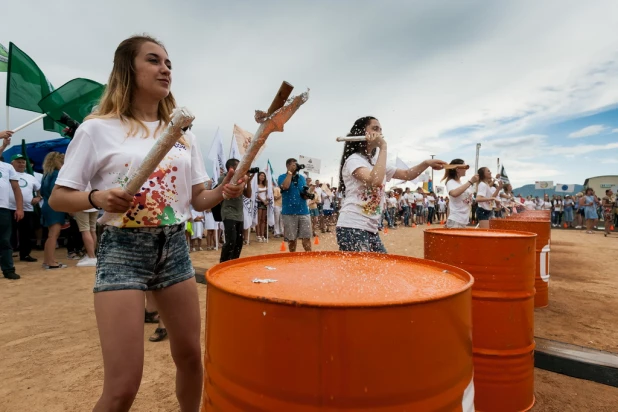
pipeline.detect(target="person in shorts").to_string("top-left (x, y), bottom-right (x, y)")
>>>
top-left (48, 35), bottom-right (245, 411)
top-left (278, 158), bottom-right (312, 252)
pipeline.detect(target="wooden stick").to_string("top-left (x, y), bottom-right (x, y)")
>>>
top-left (267, 81), bottom-right (294, 116)
top-left (124, 107), bottom-right (195, 195)
top-left (336, 136), bottom-right (367, 142)
top-left (230, 84), bottom-right (309, 185)
top-left (443, 164), bottom-right (470, 170)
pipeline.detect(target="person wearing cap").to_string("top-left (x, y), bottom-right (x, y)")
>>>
top-left (8, 154), bottom-right (41, 263)
top-left (0, 130), bottom-right (25, 280)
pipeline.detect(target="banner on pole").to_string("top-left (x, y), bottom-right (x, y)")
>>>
top-left (298, 155), bottom-right (321, 174)
top-left (535, 181), bottom-right (553, 190)
top-left (555, 183), bottom-right (575, 193)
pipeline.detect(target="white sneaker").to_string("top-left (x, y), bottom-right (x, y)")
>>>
top-left (76, 257), bottom-right (97, 267)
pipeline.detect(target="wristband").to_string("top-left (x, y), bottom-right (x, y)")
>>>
top-left (88, 189), bottom-right (102, 210)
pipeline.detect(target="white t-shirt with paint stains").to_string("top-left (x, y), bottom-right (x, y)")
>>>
top-left (56, 118), bottom-right (208, 228)
top-left (337, 153), bottom-right (396, 233)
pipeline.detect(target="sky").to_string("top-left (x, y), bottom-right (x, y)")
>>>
top-left (1, 0), bottom-right (618, 190)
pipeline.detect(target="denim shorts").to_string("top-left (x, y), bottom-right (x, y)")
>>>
top-left (310, 208), bottom-right (319, 217)
top-left (94, 224), bottom-right (194, 293)
top-left (336, 226), bottom-right (387, 253)
top-left (476, 207), bottom-right (493, 221)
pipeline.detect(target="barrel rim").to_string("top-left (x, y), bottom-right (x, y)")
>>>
top-left (424, 228), bottom-right (538, 239)
top-left (205, 251), bottom-right (474, 308)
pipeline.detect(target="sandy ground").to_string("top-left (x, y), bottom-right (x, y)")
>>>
top-left (1, 225), bottom-right (617, 411)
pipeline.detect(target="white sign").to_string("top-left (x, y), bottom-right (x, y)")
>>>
top-left (435, 186), bottom-right (445, 195)
top-left (298, 155), bottom-right (321, 174)
top-left (535, 181), bottom-right (554, 190)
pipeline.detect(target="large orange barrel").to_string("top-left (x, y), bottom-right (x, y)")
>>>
top-left (424, 229), bottom-right (536, 412)
top-left (491, 219), bottom-right (551, 307)
top-left (202, 252), bottom-right (475, 411)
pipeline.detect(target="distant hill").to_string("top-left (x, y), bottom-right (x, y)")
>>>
top-left (512, 184), bottom-right (584, 198)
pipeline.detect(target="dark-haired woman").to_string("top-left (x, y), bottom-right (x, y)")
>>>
top-left (442, 159), bottom-right (479, 228)
top-left (336, 116), bottom-right (445, 252)
top-left (475, 167), bottom-right (503, 229)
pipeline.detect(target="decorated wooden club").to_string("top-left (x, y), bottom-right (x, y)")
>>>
top-left (228, 81), bottom-right (309, 186)
top-left (124, 107), bottom-right (195, 196)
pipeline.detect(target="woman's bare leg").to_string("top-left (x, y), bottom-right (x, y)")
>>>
top-left (152, 279), bottom-right (203, 412)
top-left (44, 223), bottom-right (61, 265)
top-left (93, 290), bottom-right (145, 412)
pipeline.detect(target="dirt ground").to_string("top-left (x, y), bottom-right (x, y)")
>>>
top-left (1, 226), bottom-right (617, 411)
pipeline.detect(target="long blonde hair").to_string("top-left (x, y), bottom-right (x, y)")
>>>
top-left (87, 35), bottom-right (179, 140)
top-left (43, 152), bottom-right (64, 175)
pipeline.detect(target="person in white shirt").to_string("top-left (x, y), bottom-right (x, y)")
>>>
top-left (442, 159), bottom-right (479, 228)
top-left (47, 35), bottom-right (245, 410)
top-left (524, 196), bottom-right (536, 211)
top-left (8, 154), bottom-right (41, 263)
top-left (0, 130), bottom-right (25, 280)
top-left (426, 191), bottom-right (437, 224)
top-left (437, 196), bottom-right (447, 222)
top-left (475, 167), bottom-right (503, 228)
top-left (413, 188), bottom-right (426, 224)
top-left (400, 188), bottom-right (411, 226)
top-left (321, 184), bottom-right (335, 231)
top-left (336, 116), bottom-right (446, 253)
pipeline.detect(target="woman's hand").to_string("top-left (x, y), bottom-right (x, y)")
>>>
top-left (92, 188), bottom-right (133, 213)
top-left (366, 132), bottom-right (386, 149)
top-left (469, 174), bottom-right (480, 184)
top-left (424, 159), bottom-right (447, 170)
top-left (220, 169), bottom-right (245, 199)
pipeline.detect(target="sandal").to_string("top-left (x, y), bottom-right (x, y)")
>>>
top-left (144, 310), bottom-right (159, 324)
top-left (149, 327), bottom-right (168, 342)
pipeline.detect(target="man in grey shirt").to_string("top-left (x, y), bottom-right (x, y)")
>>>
top-left (219, 158), bottom-right (253, 262)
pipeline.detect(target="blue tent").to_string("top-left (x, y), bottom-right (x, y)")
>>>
top-left (2, 138), bottom-right (70, 173)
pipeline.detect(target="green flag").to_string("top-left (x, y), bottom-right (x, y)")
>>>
top-left (38, 78), bottom-right (105, 126)
top-left (6, 42), bottom-right (65, 134)
top-left (0, 43), bottom-right (8, 72)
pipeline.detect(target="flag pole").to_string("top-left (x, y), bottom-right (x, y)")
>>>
top-left (5, 106), bottom-right (9, 130)
top-left (12, 113), bottom-right (47, 133)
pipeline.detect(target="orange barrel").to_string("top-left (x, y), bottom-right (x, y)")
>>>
top-left (491, 219), bottom-right (551, 308)
top-left (424, 229), bottom-right (536, 412)
top-left (202, 252), bottom-right (475, 411)
top-left (518, 210), bottom-right (550, 219)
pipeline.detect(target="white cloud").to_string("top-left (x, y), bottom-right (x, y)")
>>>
top-left (601, 158), bottom-right (618, 164)
top-left (568, 125), bottom-right (608, 138)
top-left (612, 128), bottom-right (618, 133)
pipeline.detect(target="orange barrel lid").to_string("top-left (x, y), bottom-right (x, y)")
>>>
top-left (206, 251), bottom-right (473, 307)
top-left (425, 228), bottom-right (537, 238)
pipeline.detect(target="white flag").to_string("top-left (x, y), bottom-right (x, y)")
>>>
top-left (555, 183), bottom-right (575, 193)
top-left (266, 160), bottom-right (275, 226)
top-left (207, 127), bottom-right (225, 182)
top-left (229, 130), bottom-right (242, 162)
top-left (251, 173), bottom-right (258, 228)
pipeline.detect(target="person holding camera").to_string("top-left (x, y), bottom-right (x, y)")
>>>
top-left (278, 158), bottom-right (312, 252)
top-left (337, 116), bottom-right (446, 253)
top-left (219, 158), bottom-right (254, 262)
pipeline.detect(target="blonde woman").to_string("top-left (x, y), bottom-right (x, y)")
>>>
top-left (40, 152), bottom-right (68, 270)
top-left (48, 35), bottom-right (244, 411)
